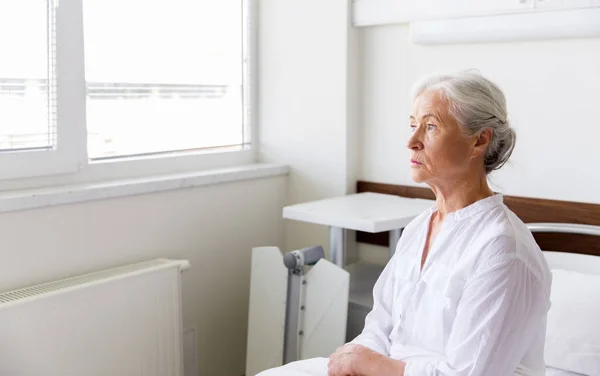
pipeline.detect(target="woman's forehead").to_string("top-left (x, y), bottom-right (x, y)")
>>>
top-left (411, 90), bottom-right (449, 120)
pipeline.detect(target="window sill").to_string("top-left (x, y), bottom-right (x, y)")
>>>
top-left (0, 163), bottom-right (289, 214)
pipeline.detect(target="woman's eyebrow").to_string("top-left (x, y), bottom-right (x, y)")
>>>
top-left (410, 113), bottom-right (441, 121)
top-left (423, 113), bottom-right (441, 121)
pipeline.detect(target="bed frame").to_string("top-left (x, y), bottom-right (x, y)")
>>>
top-left (355, 181), bottom-right (600, 257)
top-left (529, 223), bottom-right (600, 274)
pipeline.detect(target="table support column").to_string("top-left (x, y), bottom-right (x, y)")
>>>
top-left (329, 226), bottom-right (345, 268)
top-left (389, 228), bottom-right (403, 258)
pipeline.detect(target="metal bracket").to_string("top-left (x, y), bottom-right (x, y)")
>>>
top-left (282, 246), bottom-right (324, 364)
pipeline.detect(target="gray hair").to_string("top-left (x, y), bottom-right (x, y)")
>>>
top-left (412, 71), bottom-right (516, 174)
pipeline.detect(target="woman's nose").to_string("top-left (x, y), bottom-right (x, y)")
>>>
top-left (407, 129), bottom-right (423, 150)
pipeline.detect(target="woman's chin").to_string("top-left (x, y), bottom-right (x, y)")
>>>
top-left (410, 170), bottom-right (427, 183)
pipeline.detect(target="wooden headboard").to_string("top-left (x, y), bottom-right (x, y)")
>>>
top-left (356, 181), bottom-right (600, 257)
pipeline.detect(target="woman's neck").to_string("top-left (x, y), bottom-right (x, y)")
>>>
top-left (428, 174), bottom-right (495, 219)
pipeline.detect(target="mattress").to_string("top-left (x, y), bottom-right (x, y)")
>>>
top-left (545, 367), bottom-right (586, 376)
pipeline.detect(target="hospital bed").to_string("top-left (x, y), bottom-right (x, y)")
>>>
top-left (246, 222), bottom-right (600, 376)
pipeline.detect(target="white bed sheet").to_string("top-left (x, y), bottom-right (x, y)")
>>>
top-left (256, 357), bottom-right (326, 376)
top-left (258, 360), bottom-right (588, 376)
top-left (545, 367), bottom-right (586, 376)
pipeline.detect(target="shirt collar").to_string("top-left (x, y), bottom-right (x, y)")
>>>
top-left (430, 193), bottom-right (504, 223)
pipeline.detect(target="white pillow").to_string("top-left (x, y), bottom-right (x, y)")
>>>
top-left (545, 268), bottom-right (600, 375)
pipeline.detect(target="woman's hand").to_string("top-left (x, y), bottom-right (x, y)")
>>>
top-left (327, 343), bottom-right (406, 376)
top-left (327, 343), bottom-right (372, 376)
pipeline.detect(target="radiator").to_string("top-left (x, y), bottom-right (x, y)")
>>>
top-left (0, 258), bottom-right (190, 376)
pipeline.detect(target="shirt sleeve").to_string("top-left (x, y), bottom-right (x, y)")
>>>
top-left (349, 254), bottom-right (398, 356)
top-left (405, 237), bottom-right (549, 376)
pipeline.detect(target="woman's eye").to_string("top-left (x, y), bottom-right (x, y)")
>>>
top-left (427, 124), bottom-right (437, 131)
top-left (410, 124), bottom-right (417, 132)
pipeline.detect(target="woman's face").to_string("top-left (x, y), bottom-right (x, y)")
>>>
top-left (408, 90), bottom-right (480, 185)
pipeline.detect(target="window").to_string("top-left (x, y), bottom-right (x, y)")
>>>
top-left (0, 0), bottom-right (253, 184)
top-left (0, 2), bottom-right (54, 152)
top-left (84, 0), bottom-right (248, 159)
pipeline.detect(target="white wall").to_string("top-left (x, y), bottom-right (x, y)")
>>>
top-left (0, 176), bottom-right (286, 376)
top-left (360, 26), bottom-right (600, 204)
top-left (258, 0), bottom-right (360, 259)
top-left (358, 27), bottom-right (600, 263)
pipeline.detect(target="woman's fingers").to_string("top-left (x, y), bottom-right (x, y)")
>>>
top-left (327, 349), bottom-right (353, 376)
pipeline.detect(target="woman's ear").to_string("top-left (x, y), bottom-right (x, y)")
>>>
top-left (472, 128), bottom-right (493, 158)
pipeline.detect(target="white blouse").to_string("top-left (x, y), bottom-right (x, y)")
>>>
top-left (351, 194), bottom-right (552, 376)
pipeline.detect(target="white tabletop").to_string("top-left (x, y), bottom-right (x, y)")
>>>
top-left (282, 192), bottom-right (435, 233)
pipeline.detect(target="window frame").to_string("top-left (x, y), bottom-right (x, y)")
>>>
top-left (0, 0), bottom-right (257, 190)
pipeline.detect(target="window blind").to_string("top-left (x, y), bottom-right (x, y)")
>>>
top-left (0, 0), bottom-right (57, 153)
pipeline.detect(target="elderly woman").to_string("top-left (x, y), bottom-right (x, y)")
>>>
top-left (258, 71), bottom-right (552, 376)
